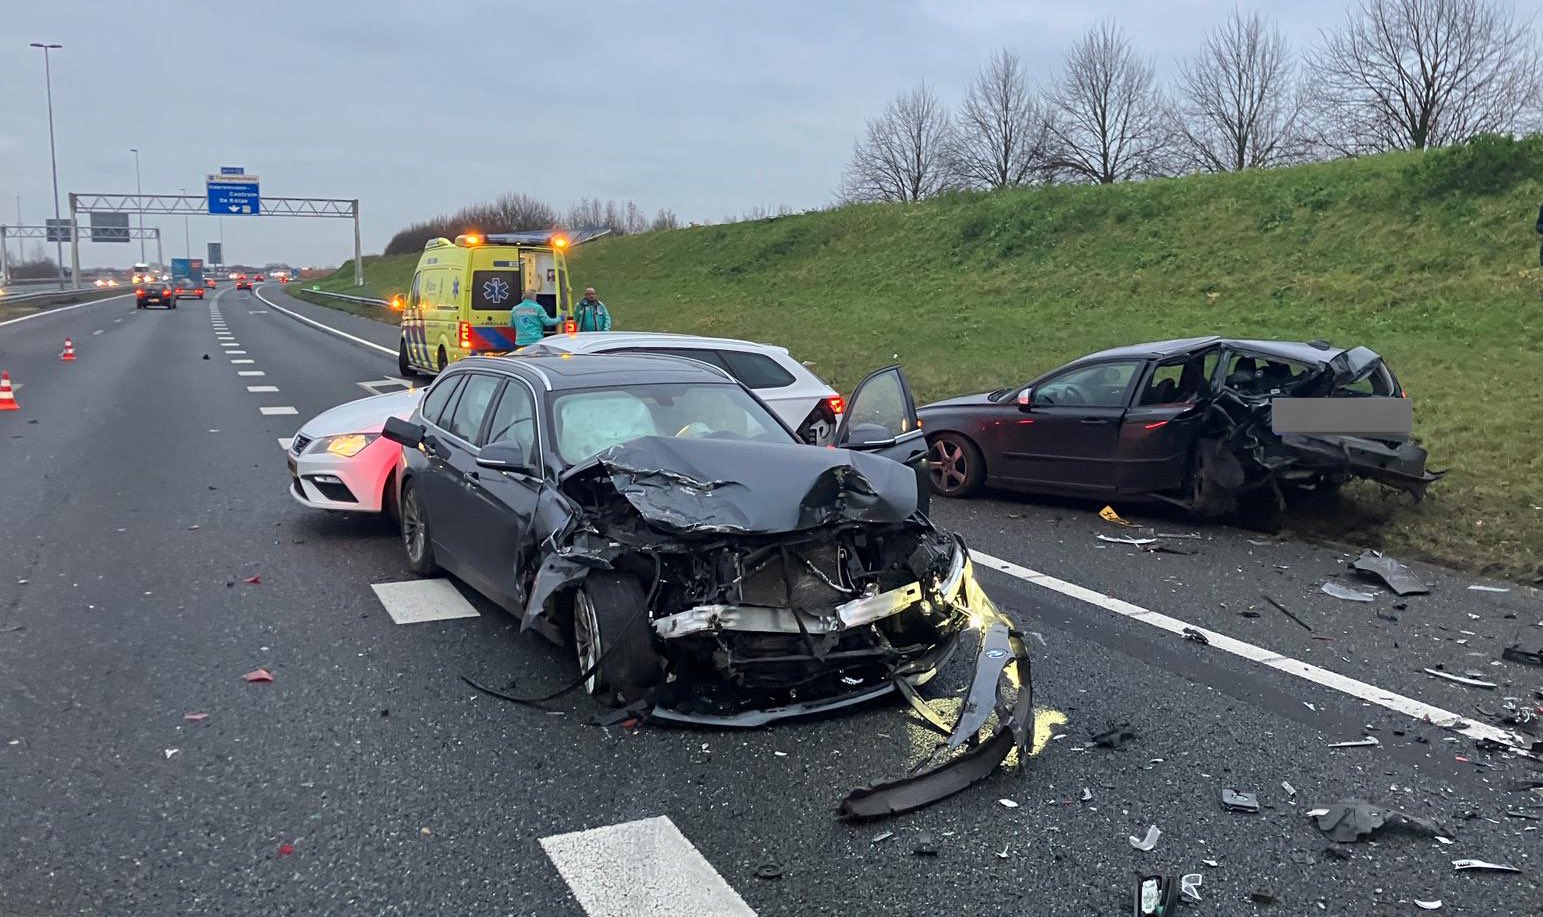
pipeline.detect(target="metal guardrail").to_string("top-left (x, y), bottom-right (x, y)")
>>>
top-left (302, 288), bottom-right (389, 307)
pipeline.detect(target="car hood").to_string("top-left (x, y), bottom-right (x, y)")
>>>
top-left (919, 391), bottom-right (1001, 411)
top-left (297, 389), bottom-right (423, 438)
top-left (562, 435), bottom-right (919, 535)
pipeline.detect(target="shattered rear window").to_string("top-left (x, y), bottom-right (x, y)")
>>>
top-left (550, 383), bottom-right (792, 464)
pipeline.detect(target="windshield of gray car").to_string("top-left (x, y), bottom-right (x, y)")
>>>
top-left (548, 382), bottom-right (794, 464)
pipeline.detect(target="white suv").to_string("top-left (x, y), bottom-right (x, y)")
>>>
top-left (522, 332), bottom-right (845, 445)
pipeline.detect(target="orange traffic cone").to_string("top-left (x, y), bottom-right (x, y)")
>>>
top-left (0, 371), bottom-right (18, 411)
top-left (60, 338), bottom-right (76, 362)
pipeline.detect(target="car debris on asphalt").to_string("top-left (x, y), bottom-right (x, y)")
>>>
top-left (243, 668), bottom-right (274, 683)
top-left (1467, 585), bottom-right (1511, 593)
top-left (1415, 901), bottom-right (1443, 910)
top-left (1307, 800), bottom-right (1443, 842)
top-left (1423, 668), bottom-right (1497, 689)
top-left (1096, 534), bottom-right (1157, 546)
top-left (1091, 723), bottom-right (1138, 749)
top-left (1181, 627), bottom-right (1210, 645)
top-left (1128, 825), bottom-right (1161, 851)
top-left (1349, 550), bottom-right (1429, 595)
top-left (1221, 789), bottom-right (1261, 813)
top-left (1320, 581), bottom-right (1376, 602)
top-left (1264, 594), bottom-right (1313, 631)
top-left (1134, 874), bottom-right (1179, 915)
top-left (1501, 646), bottom-right (1543, 667)
top-left (1451, 859), bottom-right (1521, 873)
top-left (1327, 736), bottom-right (1380, 748)
top-left (1099, 505), bottom-right (1135, 526)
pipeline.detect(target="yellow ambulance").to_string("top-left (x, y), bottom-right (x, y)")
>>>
top-left (397, 231), bottom-right (575, 375)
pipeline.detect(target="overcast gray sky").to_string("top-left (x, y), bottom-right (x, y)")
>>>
top-left (3, 0), bottom-right (1369, 269)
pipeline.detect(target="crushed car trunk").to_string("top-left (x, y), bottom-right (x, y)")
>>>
top-left (521, 436), bottom-right (1033, 818)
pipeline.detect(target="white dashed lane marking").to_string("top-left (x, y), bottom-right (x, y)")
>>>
top-left (248, 310), bottom-right (268, 314)
top-left (259, 406), bottom-right (297, 416)
top-left (230, 359), bottom-right (255, 364)
top-left (92, 329), bottom-right (104, 335)
top-left (540, 816), bottom-right (755, 917)
top-left (246, 385), bottom-right (279, 393)
top-left (238, 371), bottom-right (265, 377)
top-left (228, 350), bottom-right (247, 354)
top-left (370, 579), bottom-right (481, 625)
top-left (968, 551), bottom-right (1528, 749)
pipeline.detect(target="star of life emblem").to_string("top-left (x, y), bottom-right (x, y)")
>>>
top-left (483, 276), bottom-right (510, 304)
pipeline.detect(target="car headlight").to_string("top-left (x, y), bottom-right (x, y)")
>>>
top-left (312, 433), bottom-right (378, 457)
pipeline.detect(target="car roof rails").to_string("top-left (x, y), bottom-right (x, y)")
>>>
top-left (1306, 339), bottom-right (1333, 350)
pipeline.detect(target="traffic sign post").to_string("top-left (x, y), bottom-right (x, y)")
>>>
top-left (206, 174), bottom-right (261, 215)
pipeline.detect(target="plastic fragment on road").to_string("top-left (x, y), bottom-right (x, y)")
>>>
top-left (1422, 668), bottom-right (1497, 689)
top-left (1202, 858), bottom-right (1219, 867)
top-left (1501, 645), bottom-right (1543, 667)
top-left (277, 842), bottom-right (295, 857)
top-left (1128, 825), bottom-right (1161, 851)
top-left (1249, 891), bottom-right (1277, 905)
top-left (1221, 789), bottom-right (1260, 813)
top-left (1179, 873), bottom-right (1203, 902)
top-left (997, 798), bottom-right (1019, 809)
top-left (1099, 505), bottom-right (1135, 526)
top-left (1309, 800), bottom-right (1443, 843)
top-left (870, 831), bottom-right (894, 844)
top-left (164, 748), bottom-right (179, 759)
top-left (912, 831), bottom-right (938, 857)
top-left (1080, 787), bottom-right (1093, 802)
top-left (1097, 534), bottom-right (1156, 546)
top-left (1133, 874), bottom-right (1178, 915)
top-left (1349, 550), bottom-right (1429, 596)
top-left (1264, 594), bottom-right (1313, 631)
top-left (243, 668), bottom-right (273, 683)
top-left (1282, 781), bottom-right (1297, 798)
top-left (1467, 585), bottom-right (1510, 593)
top-left (183, 712), bottom-right (208, 722)
top-left (1181, 627), bottom-right (1210, 645)
top-left (1328, 736), bottom-right (1380, 748)
top-left (242, 575), bottom-right (261, 585)
top-left (754, 863), bottom-right (783, 880)
top-left (1415, 901), bottom-right (1443, 910)
top-left (1321, 581), bottom-right (1376, 602)
top-left (1451, 859), bottom-right (1520, 873)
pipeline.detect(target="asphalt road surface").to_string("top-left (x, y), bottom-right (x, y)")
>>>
top-left (1, 285), bottom-right (1539, 916)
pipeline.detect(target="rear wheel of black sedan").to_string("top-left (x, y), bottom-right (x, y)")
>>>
top-left (572, 573), bottom-right (661, 706)
top-left (928, 432), bottom-right (985, 498)
top-left (399, 479), bottom-right (438, 576)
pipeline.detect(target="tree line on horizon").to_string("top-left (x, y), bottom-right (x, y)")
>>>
top-left (840, 0), bottom-right (1543, 201)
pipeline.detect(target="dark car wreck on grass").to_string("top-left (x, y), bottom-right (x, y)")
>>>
top-left (381, 355), bottom-right (1032, 818)
top-left (919, 337), bottom-right (1443, 516)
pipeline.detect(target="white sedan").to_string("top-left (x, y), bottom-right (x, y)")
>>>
top-left (287, 388), bottom-right (422, 516)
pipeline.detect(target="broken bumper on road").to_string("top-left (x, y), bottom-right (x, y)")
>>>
top-left (1277, 434), bottom-right (1444, 498)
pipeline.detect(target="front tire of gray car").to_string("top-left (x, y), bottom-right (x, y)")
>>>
top-left (573, 573), bottom-right (661, 706)
top-left (928, 432), bottom-right (985, 498)
top-left (400, 480), bottom-right (438, 576)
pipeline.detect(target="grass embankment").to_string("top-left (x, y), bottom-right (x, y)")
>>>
top-left (0, 287), bottom-right (126, 323)
top-left (308, 139), bottom-right (1543, 581)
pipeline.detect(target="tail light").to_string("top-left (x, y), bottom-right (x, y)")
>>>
top-left (824, 395), bottom-right (845, 416)
top-left (563, 319), bottom-right (577, 334)
top-left (458, 321), bottom-right (472, 350)
top-left (136, 288), bottom-right (146, 297)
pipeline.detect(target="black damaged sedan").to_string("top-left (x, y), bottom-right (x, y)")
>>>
top-left (381, 354), bottom-right (1032, 818)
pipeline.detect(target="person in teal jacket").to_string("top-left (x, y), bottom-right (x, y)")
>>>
top-left (575, 287), bottom-right (613, 332)
top-left (510, 289), bottom-right (559, 346)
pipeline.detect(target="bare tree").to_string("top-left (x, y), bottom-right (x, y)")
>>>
top-left (650, 208), bottom-right (679, 232)
top-left (1177, 10), bottom-right (1304, 171)
top-left (840, 84), bottom-right (955, 203)
top-left (1048, 22), bottom-right (1172, 183)
top-left (949, 49), bottom-right (1054, 188)
top-left (1308, 0), bottom-right (1543, 153)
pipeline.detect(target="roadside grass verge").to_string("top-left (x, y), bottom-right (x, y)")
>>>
top-left (0, 287), bottom-right (126, 324)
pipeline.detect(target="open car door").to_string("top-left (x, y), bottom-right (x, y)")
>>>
top-left (834, 365), bottom-right (931, 514)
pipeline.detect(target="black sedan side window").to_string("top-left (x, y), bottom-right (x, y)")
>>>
top-left (1036, 361), bottom-right (1141, 407)
top-left (445, 374), bottom-right (502, 444)
top-left (420, 375), bottom-right (464, 428)
top-left (485, 381), bottom-right (538, 460)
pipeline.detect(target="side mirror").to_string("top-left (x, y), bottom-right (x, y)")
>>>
top-left (1016, 388), bottom-right (1034, 411)
top-left (841, 422), bottom-right (898, 450)
top-left (476, 441), bottom-right (535, 475)
top-left (382, 416), bottom-right (425, 448)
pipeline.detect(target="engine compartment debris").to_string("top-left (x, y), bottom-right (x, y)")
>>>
top-left (1349, 550), bottom-right (1429, 595)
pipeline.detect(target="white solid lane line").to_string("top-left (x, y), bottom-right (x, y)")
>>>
top-left (238, 371), bottom-right (265, 377)
top-left (246, 385), bottom-right (279, 393)
top-left (540, 816), bottom-right (755, 917)
top-left (259, 406), bottom-right (297, 416)
top-left (968, 550), bottom-right (1526, 749)
top-left (253, 287), bottom-right (395, 357)
top-left (0, 292), bottom-right (134, 328)
top-left (370, 580), bottom-right (481, 624)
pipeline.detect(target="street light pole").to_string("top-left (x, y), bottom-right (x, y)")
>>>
top-left (130, 147), bottom-right (144, 262)
top-left (29, 41), bottom-right (64, 289)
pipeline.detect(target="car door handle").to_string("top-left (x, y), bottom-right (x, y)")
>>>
top-left (1080, 418), bottom-right (1111, 425)
top-left (461, 470), bottom-right (480, 484)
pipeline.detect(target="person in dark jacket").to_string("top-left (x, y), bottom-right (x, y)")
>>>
top-left (575, 287), bottom-right (613, 332)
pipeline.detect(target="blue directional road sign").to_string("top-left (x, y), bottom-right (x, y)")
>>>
top-left (219, 166), bottom-right (245, 175)
top-left (207, 174), bottom-right (261, 215)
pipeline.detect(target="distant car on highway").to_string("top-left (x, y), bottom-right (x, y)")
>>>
top-left (253, 274), bottom-right (265, 282)
top-left (288, 388), bottom-right (423, 517)
top-left (520, 332), bottom-right (845, 445)
top-left (234, 275), bottom-right (252, 291)
top-left (918, 336), bottom-right (1440, 516)
top-left (136, 282), bottom-right (176, 309)
top-left (172, 279), bottom-right (205, 300)
top-left (204, 278), bottom-right (216, 290)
